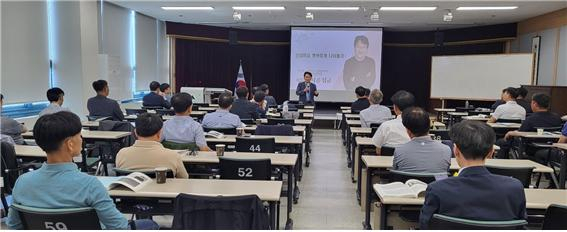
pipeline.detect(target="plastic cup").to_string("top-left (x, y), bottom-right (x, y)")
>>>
top-left (155, 167), bottom-right (168, 184)
top-left (216, 144), bottom-right (226, 157)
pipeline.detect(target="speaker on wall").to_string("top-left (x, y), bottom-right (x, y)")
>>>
top-left (229, 31), bottom-right (238, 45)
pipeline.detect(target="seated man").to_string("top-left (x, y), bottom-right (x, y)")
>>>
top-left (372, 90), bottom-right (414, 155)
top-left (230, 86), bottom-right (259, 120)
top-left (87, 80), bottom-right (125, 121)
top-left (39, 87), bottom-right (70, 116)
top-left (252, 91), bottom-right (267, 118)
top-left (162, 93), bottom-right (211, 151)
top-left (419, 121), bottom-right (526, 229)
top-left (260, 84), bottom-right (277, 107)
top-left (359, 89), bottom-right (392, 128)
top-left (351, 86), bottom-right (370, 112)
top-left (496, 93), bottom-right (563, 159)
top-left (116, 113), bottom-right (188, 178)
top-left (534, 121), bottom-right (567, 188)
top-left (0, 94), bottom-right (28, 145)
top-left (516, 87), bottom-right (532, 114)
top-left (159, 83), bottom-right (172, 102)
top-left (202, 93), bottom-right (245, 129)
top-left (6, 111), bottom-right (158, 229)
top-left (143, 81), bottom-right (170, 109)
top-left (393, 107), bottom-right (451, 173)
top-left (488, 87), bottom-right (526, 123)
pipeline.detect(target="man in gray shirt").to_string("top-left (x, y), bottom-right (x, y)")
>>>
top-left (202, 93), bottom-right (245, 129)
top-left (393, 107), bottom-right (451, 173)
top-left (359, 89), bottom-right (392, 127)
top-left (0, 94), bottom-right (27, 145)
top-left (87, 80), bottom-right (124, 121)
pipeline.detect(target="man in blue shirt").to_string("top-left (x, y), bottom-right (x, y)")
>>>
top-left (202, 93), bottom-right (244, 129)
top-left (162, 93), bottom-right (211, 151)
top-left (6, 111), bottom-right (158, 229)
top-left (39, 87), bottom-right (70, 117)
top-left (143, 81), bottom-right (170, 109)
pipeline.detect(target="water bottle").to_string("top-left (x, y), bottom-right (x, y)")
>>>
top-left (283, 102), bottom-right (289, 113)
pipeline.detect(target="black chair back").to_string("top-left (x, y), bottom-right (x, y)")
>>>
top-left (430, 129), bottom-right (451, 141)
top-left (389, 169), bottom-right (447, 184)
top-left (429, 214), bottom-right (527, 230)
top-left (496, 118), bottom-right (522, 124)
top-left (254, 125), bottom-right (294, 136)
top-left (235, 137), bottom-right (275, 153)
top-left (125, 108), bottom-right (147, 115)
top-left (203, 127), bottom-right (237, 135)
top-left (241, 119), bottom-right (255, 125)
top-left (267, 118), bottom-right (294, 125)
top-left (542, 204), bottom-right (567, 229)
top-left (219, 157), bottom-right (271, 180)
top-left (1, 142), bottom-right (19, 193)
top-left (12, 204), bottom-right (102, 230)
top-left (380, 145), bottom-right (395, 156)
top-left (486, 165), bottom-right (534, 188)
top-left (155, 109), bottom-right (175, 116)
top-left (142, 105), bottom-right (164, 110)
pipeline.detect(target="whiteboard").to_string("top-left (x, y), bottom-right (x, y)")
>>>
top-left (430, 54), bottom-right (534, 100)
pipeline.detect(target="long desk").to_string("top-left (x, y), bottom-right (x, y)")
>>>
top-left (487, 122), bottom-right (522, 129)
top-left (244, 125), bottom-right (305, 136)
top-left (373, 187), bottom-right (567, 230)
top-left (180, 151), bottom-right (298, 228)
top-left (104, 178), bottom-right (283, 229)
top-left (360, 155), bottom-right (555, 229)
top-left (22, 130), bottom-right (131, 140)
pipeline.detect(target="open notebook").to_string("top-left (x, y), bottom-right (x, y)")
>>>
top-left (374, 179), bottom-right (428, 198)
top-left (98, 172), bottom-right (152, 192)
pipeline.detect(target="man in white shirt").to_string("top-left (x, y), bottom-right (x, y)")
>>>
top-left (488, 87), bottom-right (526, 123)
top-left (39, 88), bottom-right (70, 117)
top-left (359, 89), bottom-right (392, 127)
top-left (372, 90), bottom-right (414, 155)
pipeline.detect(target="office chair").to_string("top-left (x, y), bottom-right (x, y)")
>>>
top-left (172, 194), bottom-right (270, 230)
top-left (429, 214), bottom-right (527, 230)
top-left (155, 109), bottom-right (175, 116)
top-left (241, 119), bottom-right (256, 125)
top-left (141, 106), bottom-right (163, 110)
top-left (219, 157), bottom-right (272, 180)
top-left (380, 145), bottom-right (396, 156)
top-left (11, 204), bottom-right (102, 230)
top-left (267, 118), bottom-right (294, 125)
top-left (235, 137), bottom-right (275, 153)
top-left (203, 127), bottom-right (237, 135)
top-left (542, 204), bottom-right (567, 229)
top-left (496, 118), bottom-right (523, 124)
top-left (485, 165), bottom-right (534, 188)
top-left (389, 169), bottom-right (448, 184)
top-left (430, 129), bottom-right (451, 141)
top-left (125, 108), bottom-right (147, 116)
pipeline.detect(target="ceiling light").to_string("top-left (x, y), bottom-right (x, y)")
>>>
top-left (232, 6), bottom-right (285, 11)
top-left (370, 11), bottom-right (380, 21)
top-left (443, 11), bottom-right (453, 22)
top-left (305, 12), bottom-right (314, 21)
top-left (305, 7), bottom-right (360, 11)
top-left (379, 7), bottom-right (437, 11)
top-left (457, 6), bottom-right (518, 11)
top-left (161, 7), bottom-right (214, 10)
top-left (233, 11), bottom-right (242, 21)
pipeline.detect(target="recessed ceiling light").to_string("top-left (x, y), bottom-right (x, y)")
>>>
top-left (456, 6), bottom-right (518, 11)
top-left (232, 6), bottom-right (285, 11)
top-left (305, 7), bottom-right (360, 11)
top-left (161, 7), bottom-right (214, 10)
top-left (379, 7), bottom-right (437, 11)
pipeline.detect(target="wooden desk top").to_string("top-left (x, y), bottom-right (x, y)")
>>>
top-left (375, 187), bottom-right (567, 210)
top-left (447, 112), bottom-right (469, 116)
top-left (351, 127), bottom-right (372, 134)
top-left (342, 110), bottom-right (352, 114)
top-left (206, 135), bottom-right (302, 145)
top-left (356, 137), bottom-right (374, 146)
top-left (180, 151), bottom-right (297, 166)
top-left (513, 131), bottom-right (561, 139)
top-left (553, 143), bottom-right (567, 150)
top-left (487, 122), bottom-right (522, 129)
top-left (347, 120), bottom-right (361, 126)
top-left (244, 125), bottom-right (305, 133)
top-left (304, 105), bottom-right (315, 109)
top-left (340, 106), bottom-right (351, 110)
top-left (22, 130), bottom-right (131, 140)
top-left (105, 178), bottom-right (282, 202)
top-left (361, 155), bottom-right (553, 173)
top-left (198, 107), bottom-right (218, 111)
top-left (258, 118), bottom-right (312, 125)
top-left (298, 109), bottom-right (314, 113)
top-left (434, 108), bottom-right (456, 112)
top-left (15, 145), bottom-right (46, 158)
top-left (125, 115), bottom-right (176, 120)
top-left (301, 113), bottom-right (314, 118)
top-left (462, 115), bottom-right (490, 121)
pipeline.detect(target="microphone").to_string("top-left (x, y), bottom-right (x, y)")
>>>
top-left (306, 82), bottom-right (310, 92)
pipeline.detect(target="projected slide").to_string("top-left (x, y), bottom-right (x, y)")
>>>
top-left (289, 27), bottom-right (383, 102)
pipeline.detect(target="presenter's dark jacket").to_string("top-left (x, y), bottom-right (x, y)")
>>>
top-left (351, 98), bottom-right (370, 113)
top-left (342, 56), bottom-right (376, 90)
top-left (143, 92), bottom-right (171, 109)
top-left (295, 82), bottom-right (318, 104)
top-left (230, 98), bottom-right (260, 120)
top-left (419, 166), bottom-right (526, 229)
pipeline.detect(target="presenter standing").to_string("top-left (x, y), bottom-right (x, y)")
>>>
top-left (296, 71), bottom-right (319, 105)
